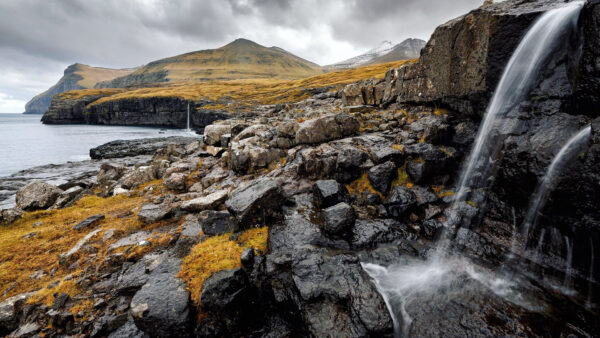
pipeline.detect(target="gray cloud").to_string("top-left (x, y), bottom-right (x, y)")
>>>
top-left (0, 0), bottom-right (483, 113)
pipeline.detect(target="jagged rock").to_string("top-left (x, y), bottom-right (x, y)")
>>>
top-left (15, 181), bottom-right (62, 211)
top-left (422, 219), bottom-right (444, 240)
top-left (137, 203), bottom-right (171, 224)
top-left (204, 124), bottom-right (231, 146)
top-left (277, 121), bottom-right (299, 138)
top-left (47, 309), bottom-right (74, 329)
top-left (53, 186), bottom-right (84, 208)
top-left (412, 185), bottom-right (438, 206)
top-left (321, 202), bottom-right (355, 236)
top-left (181, 190), bottom-right (228, 212)
top-left (91, 137), bottom-right (197, 159)
top-left (233, 124), bottom-right (273, 142)
top-left (368, 161), bottom-right (397, 194)
top-left (199, 210), bottom-right (237, 236)
top-left (342, 83), bottom-right (365, 106)
top-left (225, 178), bottom-right (283, 228)
top-left (164, 173), bottom-right (187, 191)
top-left (240, 248), bottom-right (255, 269)
top-left (295, 114), bottom-right (359, 145)
top-left (130, 258), bottom-right (191, 337)
top-left (107, 318), bottom-right (146, 338)
top-left (230, 137), bottom-right (286, 173)
top-left (8, 322), bottom-right (41, 337)
top-left (352, 218), bottom-right (411, 249)
top-left (0, 209), bottom-right (23, 225)
top-left (59, 228), bottom-right (102, 266)
top-left (118, 166), bottom-right (155, 190)
top-left (312, 180), bottom-right (349, 208)
top-left (0, 292), bottom-right (35, 335)
top-left (90, 314), bottom-right (128, 337)
top-left (371, 147), bottom-right (404, 165)
top-left (384, 186), bottom-right (417, 218)
top-left (74, 214), bottom-right (105, 230)
top-left (201, 268), bottom-right (249, 312)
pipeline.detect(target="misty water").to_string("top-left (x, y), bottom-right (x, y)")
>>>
top-left (0, 113), bottom-right (190, 178)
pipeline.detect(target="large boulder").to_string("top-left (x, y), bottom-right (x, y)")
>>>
top-left (137, 203), bottom-right (171, 224)
top-left (225, 178), bottom-right (283, 228)
top-left (15, 181), bottom-right (62, 211)
top-left (199, 210), bottom-right (238, 236)
top-left (321, 202), bottom-right (356, 236)
top-left (180, 190), bottom-right (229, 212)
top-left (130, 258), bottom-right (192, 337)
top-left (295, 114), bottom-right (359, 145)
top-left (0, 208), bottom-right (23, 225)
top-left (384, 186), bottom-right (417, 218)
top-left (312, 180), bottom-right (349, 208)
top-left (204, 124), bottom-right (231, 146)
top-left (0, 292), bottom-right (35, 335)
top-left (117, 166), bottom-right (155, 190)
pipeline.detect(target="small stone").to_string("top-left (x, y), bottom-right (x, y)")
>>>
top-left (137, 204), bottom-right (170, 224)
top-left (180, 190), bottom-right (229, 212)
top-left (74, 214), bottom-right (105, 230)
top-left (240, 248), bottom-right (255, 269)
top-left (313, 180), bottom-right (349, 208)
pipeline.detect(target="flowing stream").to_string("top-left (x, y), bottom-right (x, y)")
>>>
top-left (362, 3), bottom-right (585, 336)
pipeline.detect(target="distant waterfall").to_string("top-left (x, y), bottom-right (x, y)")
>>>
top-left (363, 3), bottom-right (585, 336)
top-left (186, 103), bottom-right (191, 132)
top-left (452, 1), bottom-right (584, 211)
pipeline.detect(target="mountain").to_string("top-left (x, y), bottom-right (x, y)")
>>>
top-left (365, 38), bottom-right (426, 65)
top-left (327, 41), bottom-right (395, 69)
top-left (23, 63), bottom-right (134, 114)
top-left (96, 38), bottom-right (324, 88)
top-left (328, 39), bottom-right (425, 69)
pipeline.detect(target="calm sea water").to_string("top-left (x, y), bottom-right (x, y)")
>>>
top-left (0, 114), bottom-right (190, 178)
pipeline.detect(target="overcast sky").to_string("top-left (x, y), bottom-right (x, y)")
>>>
top-left (0, 0), bottom-right (483, 113)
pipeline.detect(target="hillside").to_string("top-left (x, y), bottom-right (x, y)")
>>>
top-left (96, 38), bottom-right (324, 88)
top-left (327, 38), bottom-right (425, 69)
top-left (366, 38), bottom-right (426, 65)
top-left (23, 64), bottom-right (134, 114)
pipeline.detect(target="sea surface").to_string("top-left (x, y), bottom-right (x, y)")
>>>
top-left (0, 113), bottom-right (190, 178)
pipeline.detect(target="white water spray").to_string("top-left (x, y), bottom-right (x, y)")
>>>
top-left (186, 103), bottom-right (191, 132)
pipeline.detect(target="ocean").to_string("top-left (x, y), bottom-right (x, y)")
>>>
top-left (0, 113), bottom-right (191, 178)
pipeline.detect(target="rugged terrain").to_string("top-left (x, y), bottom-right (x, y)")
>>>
top-left (24, 64), bottom-right (134, 115)
top-left (327, 38), bottom-right (425, 69)
top-left (2, 0), bottom-right (600, 337)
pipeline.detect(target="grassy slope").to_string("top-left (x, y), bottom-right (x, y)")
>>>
top-left (99, 39), bottom-right (324, 88)
top-left (74, 65), bottom-right (135, 88)
top-left (81, 59), bottom-right (416, 111)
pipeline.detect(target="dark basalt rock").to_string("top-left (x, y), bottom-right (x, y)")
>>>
top-left (199, 210), bottom-right (238, 236)
top-left (321, 202), bottom-right (356, 236)
top-left (312, 180), bottom-right (350, 208)
top-left (90, 137), bottom-right (197, 159)
top-left (368, 161), bottom-right (397, 194)
top-left (130, 258), bottom-right (192, 337)
top-left (225, 178), bottom-right (283, 229)
top-left (384, 186), bottom-right (417, 218)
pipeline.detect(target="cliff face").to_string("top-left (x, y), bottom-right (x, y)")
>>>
top-left (24, 64), bottom-right (134, 115)
top-left (24, 64), bottom-right (85, 114)
top-left (42, 95), bottom-right (229, 129)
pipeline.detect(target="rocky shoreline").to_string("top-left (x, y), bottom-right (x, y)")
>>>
top-left (1, 0), bottom-right (600, 337)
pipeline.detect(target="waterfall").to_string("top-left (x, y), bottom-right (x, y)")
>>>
top-left (186, 103), bottom-right (191, 132)
top-left (563, 236), bottom-right (574, 293)
top-left (451, 1), bottom-right (584, 212)
top-left (520, 126), bottom-right (591, 243)
top-left (362, 3), bottom-right (585, 336)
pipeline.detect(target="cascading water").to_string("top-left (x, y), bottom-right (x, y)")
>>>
top-left (448, 1), bottom-right (584, 231)
top-left (520, 125), bottom-right (591, 244)
top-left (362, 3), bottom-right (585, 336)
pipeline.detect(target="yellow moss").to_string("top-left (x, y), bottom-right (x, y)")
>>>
top-left (390, 166), bottom-right (410, 189)
top-left (178, 227), bottom-right (268, 306)
top-left (28, 279), bottom-right (80, 307)
top-left (346, 172), bottom-right (384, 200)
top-left (467, 200), bottom-right (478, 207)
top-left (392, 144), bottom-right (404, 151)
top-left (69, 299), bottom-right (94, 321)
top-left (433, 108), bottom-right (449, 116)
top-left (0, 193), bottom-right (155, 303)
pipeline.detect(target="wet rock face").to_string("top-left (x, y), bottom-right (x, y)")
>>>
top-left (225, 178), bottom-right (283, 229)
top-left (573, 1), bottom-right (600, 115)
top-left (130, 258), bottom-right (192, 337)
top-left (15, 181), bottom-right (62, 211)
top-left (312, 180), bottom-right (350, 208)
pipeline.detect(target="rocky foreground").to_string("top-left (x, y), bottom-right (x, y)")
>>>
top-left (1, 0), bottom-right (600, 337)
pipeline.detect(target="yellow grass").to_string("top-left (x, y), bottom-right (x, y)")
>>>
top-left (74, 64), bottom-right (135, 88)
top-left (57, 88), bottom-right (125, 100)
top-left (178, 227), bottom-right (268, 306)
top-left (60, 59), bottom-right (416, 111)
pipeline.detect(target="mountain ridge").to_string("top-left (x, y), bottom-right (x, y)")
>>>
top-left (327, 38), bottom-right (425, 69)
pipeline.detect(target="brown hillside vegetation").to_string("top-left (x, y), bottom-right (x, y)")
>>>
top-left (75, 59), bottom-right (416, 111)
top-left (97, 38), bottom-right (325, 88)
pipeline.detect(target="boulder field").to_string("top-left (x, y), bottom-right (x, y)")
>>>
top-left (1, 0), bottom-right (600, 337)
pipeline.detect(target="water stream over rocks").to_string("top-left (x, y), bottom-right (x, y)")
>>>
top-left (363, 3), bottom-right (588, 336)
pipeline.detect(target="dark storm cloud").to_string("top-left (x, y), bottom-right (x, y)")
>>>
top-left (0, 0), bottom-right (483, 113)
